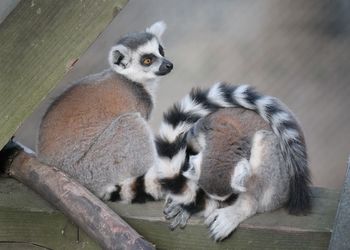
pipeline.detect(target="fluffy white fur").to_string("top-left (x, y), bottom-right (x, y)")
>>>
top-left (167, 178), bottom-right (198, 205)
top-left (156, 149), bottom-right (187, 179)
top-left (144, 165), bottom-right (163, 200)
top-left (183, 152), bottom-right (203, 181)
top-left (202, 198), bottom-right (219, 218)
top-left (255, 96), bottom-right (273, 121)
top-left (159, 121), bottom-right (192, 142)
top-left (207, 83), bottom-right (231, 107)
top-left (180, 95), bottom-right (211, 115)
top-left (230, 158), bottom-right (251, 193)
top-left (205, 193), bottom-right (257, 241)
top-left (100, 184), bottom-right (119, 201)
top-left (249, 131), bottom-right (264, 170)
top-left (271, 111), bottom-right (291, 127)
top-left (146, 21), bottom-right (167, 40)
top-left (207, 193), bottom-right (232, 202)
top-left (118, 177), bottom-right (136, 203)
top-left (232, 85), bottom-right (256, 109)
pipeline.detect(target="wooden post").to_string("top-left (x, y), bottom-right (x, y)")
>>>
top-left (9, 151), bottom-right (155, 250)
top-left (0, 0), bottom-right (128, 150)
top-left (329, 157), bottom-right (350, 250)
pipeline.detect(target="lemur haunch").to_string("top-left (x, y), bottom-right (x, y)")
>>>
top-left (37, 21), bottom-right (173, 202)
top-left (156, 83), bottom-right (311, 241)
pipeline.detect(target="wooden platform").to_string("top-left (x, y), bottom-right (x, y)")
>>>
top-left (0, 177), bottom-right (339, 249)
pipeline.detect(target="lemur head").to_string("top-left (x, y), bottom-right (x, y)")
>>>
top-left (108, 21), bottom-right (173, 84)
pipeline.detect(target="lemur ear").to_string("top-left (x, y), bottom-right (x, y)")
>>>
top-left (113, 50), bottom-right (124, 65)
top-left (108, 44), bottom-right (130, 69)
top-left (146, 21), bottom-right (167, 39)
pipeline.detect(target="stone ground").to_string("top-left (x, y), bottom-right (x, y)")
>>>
top-left (15, 0), bottom-right (350, 189)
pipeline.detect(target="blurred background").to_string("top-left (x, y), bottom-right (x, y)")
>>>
top-left (9, 0), bottom-right (350, 189)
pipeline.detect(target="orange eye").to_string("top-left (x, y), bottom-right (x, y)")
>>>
top-left (143, 58), bottom-right (152, 65)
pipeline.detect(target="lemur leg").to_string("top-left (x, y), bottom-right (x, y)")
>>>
top-left (164, 188), bottom-right (201, 230)
top-left (165, 156), bottom-right (251, 229)
top-left (164, 189), bottom-right (221, 230)
top-left (203, 134), bottom-right (265, 241)
top-left (230, 158), bottom-right (252, 193)
top-left (162, 152), bottom-right (203, 229)
top-left (163, 152), bottom-right (224, 230)
top-left (205, 193), bottom-right (258, 241)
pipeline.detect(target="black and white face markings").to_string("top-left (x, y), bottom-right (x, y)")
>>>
top-left (108, 21), bottom-right (173, 84)
top-left (156, 82), bottom-right (310, 237)
top-left (141, 44), bottom-right (164, 67)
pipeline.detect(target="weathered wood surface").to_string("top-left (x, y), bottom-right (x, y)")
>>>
top-left (329, 158), bottom-right (350, 250)
top-left (0, 0), bottom-right (128, 150)
top-left (7, 152), bottom-right (154, 250)
top-left (0, 176), bottom-right (339, 249)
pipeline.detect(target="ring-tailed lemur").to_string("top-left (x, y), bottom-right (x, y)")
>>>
top-left (156, 83), bottom-right (311, 240)
top-left (37, 21), bottom-right (173, 202)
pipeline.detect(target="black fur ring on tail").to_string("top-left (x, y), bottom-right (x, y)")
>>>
top-left (157, 82), bottom-right (311, 214)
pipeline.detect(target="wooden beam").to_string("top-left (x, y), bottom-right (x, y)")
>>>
top-left (0, 176), bottom-right (339, 249)
top-left (0, 0), bottom-right (128, 150)
top-left (7, 152), bottom-right (154, 250)
top-left (329, 157), bottom-right (350, 250)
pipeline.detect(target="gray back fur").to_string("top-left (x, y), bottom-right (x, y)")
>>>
top-left (117, 32), bottom-right (155, 49)
top-left (248, 130), bottom-right (290, 212)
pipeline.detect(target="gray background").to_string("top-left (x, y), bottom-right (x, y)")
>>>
top-left (12, 0), bottom-right (350, 189)
top-left (0, 0), bottom-right (20, 24)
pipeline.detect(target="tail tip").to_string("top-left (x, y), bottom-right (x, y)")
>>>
top-left (287, 174), bottom-right (312, 215)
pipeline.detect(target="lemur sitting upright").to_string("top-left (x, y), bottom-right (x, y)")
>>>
top-left (155, 83), bottom-right (310, 241)
top-left (37, 21), bottom-right (173, 202)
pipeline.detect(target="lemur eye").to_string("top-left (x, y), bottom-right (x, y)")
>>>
top-left (143, 58), bottom-right (152, 65)
top-left (141, 54), bottom-right (156, 66)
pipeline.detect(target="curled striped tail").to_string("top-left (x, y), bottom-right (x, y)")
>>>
top-left (157, 82), bottom-right (311, 214)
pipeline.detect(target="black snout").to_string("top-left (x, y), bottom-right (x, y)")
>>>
top-left (156, 59), bottom-right (173, 76)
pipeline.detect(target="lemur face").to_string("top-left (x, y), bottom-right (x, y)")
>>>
top-left (108, 21), bottom-right (173, 83)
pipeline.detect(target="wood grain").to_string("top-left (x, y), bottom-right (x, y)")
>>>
top-left (329, 157), bottom-right (350, 250)
top-left (8, 152), bottom-right (154, 250)
top-left (0, 0), bottom-right (128, 150)
top-left (0, 176), bottom-right (339, 249)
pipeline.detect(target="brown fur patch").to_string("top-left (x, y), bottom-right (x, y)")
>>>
top-left (38, 70), bottom-right (152, 166)
top-left (198, 108), bottom-right (271, 197)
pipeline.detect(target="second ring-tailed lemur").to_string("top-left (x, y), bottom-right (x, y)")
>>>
top-left (116, 82), bottom-right (311, 240)
top-left (37, 21), bottom-right (173, 202)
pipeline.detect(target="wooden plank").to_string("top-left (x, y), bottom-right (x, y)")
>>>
top-left (0, 177), bottom-right (339, 249)
top-left (0, 209), bottom-right (100, 250)
top-left (329, 158), bottom-right (350, 250)
top-left (0, 180), bottom-right (100, 249)
top-left (0, 0), bottom-right (128, 150)
top-left (8, 152), bottom-right (154, 249)
top-left (0, 243), bottom-right (49, 250)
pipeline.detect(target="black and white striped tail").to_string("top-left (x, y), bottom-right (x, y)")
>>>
top-left (157, 82), bottom-right (311, 214)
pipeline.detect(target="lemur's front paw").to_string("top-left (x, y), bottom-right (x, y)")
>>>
top-left (205, 207), bottom-right (239, 241)
top-left (169, 209), bottom-right (190, 230)
top-left (163, 198), bottom-right (190, 230)
top-left (163, 199), bottom-right (181, 219)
